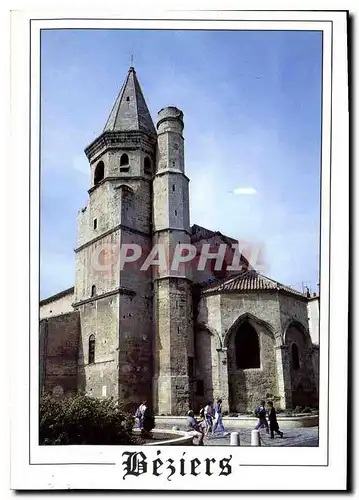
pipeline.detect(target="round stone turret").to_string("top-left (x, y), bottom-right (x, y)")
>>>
top-left (157, 106), bottom-right (184, 135)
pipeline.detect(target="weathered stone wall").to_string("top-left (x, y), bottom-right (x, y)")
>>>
top-left (74, 230), bottom-right (121, 302)
top-left (77, 177), bottom-right (152, 249)
top-left (77, 181), bottom-right (121, 248)
top-left (196, 291), bottom-right (319, 412)
top-left (76, 295), bottom-right (119, 398)
top-left (307, 297), bottom-right (320, 344)
top-left (197, 292), bottom-right (281, 412)
top-left (279, 294), bottom-right (318, 407)
top-left (39, 311), bottom-right (81, 397)
top-left (284, 324), bottom-right (318, 407)
top-left (278, 293), bottom-right (309, 339)
top-left (312, 345), bottom-right (320, 400)
top-left (152, 172), bottom-right (190, 231)
top-left (153, 278), bottom-right (193, 415)
top-left (226, 317), bottom-right (278, 413)
top-left (220, 292), bottom-right (282, 345)
top-left (40, 289), bottom-right (74, 319)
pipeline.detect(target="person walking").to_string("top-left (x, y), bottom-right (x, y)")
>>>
top-left (267, 401), bottom-right (284, 438)
top-left (212, 399), bottom-right (228, 436)
top-left (254, 400), bottom-right (269, 434)
top-left (204, 401), bottom-right (214, 436)
top-left (135, 400), bottom-right (147, 429)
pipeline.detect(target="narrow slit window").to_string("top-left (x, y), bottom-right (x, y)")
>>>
top-left (88, 335), bottom-right (95, 364)
top-left (93, 218), bottom-right (97, 230)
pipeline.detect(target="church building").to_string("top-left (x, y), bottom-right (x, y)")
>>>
top-left (39, 66), bottom-right (319, 415)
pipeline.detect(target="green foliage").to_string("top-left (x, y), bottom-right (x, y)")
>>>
top-left (40, 394), bottom-right (135, 445)
top-left (301, 406), bottom-right (312, 414)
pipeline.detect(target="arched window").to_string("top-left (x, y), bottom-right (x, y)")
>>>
top-left (144, 156), bottom-right (152, 174)
top-left (235, 321), bottom-right (260, 369)
top-left (94, 161), bottom-right (104, 185)
top-left (88, 335), bottom-right (95, 364)
top-left (291, 343), bottom-right (300, 370)
top-left (120, 154), bottom-right (130, 172)
top-left (91, 285), bottom-right (96, 297)
top-left (120, 153), bottom-right (129, 167)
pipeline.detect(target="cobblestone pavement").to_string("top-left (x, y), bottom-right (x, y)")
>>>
top-left (158, 422), bottom-right (319, 447)
top-left (203, 427), bottom-right (318, 447)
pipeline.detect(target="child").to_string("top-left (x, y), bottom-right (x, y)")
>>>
top-left (267, 401), bottom-right (284, 439)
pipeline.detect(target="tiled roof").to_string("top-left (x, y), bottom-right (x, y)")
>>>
top-left (201, 270), bottom-right (306, 299)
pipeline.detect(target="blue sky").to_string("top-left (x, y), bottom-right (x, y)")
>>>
top-left (40, 29), bottom-right (322, 299)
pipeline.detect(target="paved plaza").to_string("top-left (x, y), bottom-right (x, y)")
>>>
top-left (203, 426), bottom-right (319, 446)
top-left (158, 421), bottom-right (319, 447)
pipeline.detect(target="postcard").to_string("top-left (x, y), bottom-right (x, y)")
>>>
top-left (9, 4), bottom-right (349, 492)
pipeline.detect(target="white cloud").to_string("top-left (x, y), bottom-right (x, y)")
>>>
top-left (232, 187), bottom-right (257, 195)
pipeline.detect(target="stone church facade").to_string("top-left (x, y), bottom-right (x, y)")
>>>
top-left (40, 66), bottom-right (319, 415)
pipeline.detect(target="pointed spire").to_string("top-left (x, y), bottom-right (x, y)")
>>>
top-left (103, 67), bottom-right (156, 136)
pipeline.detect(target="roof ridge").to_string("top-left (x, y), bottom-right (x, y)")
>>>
top-left (254, 271), bottom-right (304, 295)
top-left (103, 72), bottom-right (129, 132)
top-left (132, 68), bottom-right (140, 130)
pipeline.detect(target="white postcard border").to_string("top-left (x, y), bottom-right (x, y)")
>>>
top-left (9, 8), bottom-right (349, 491)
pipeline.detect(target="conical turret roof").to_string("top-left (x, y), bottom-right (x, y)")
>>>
top-left (103, 67), bottom-right (156, 135)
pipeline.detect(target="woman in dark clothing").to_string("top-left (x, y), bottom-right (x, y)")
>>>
top-left (267, 401), bottom-right (284, 438)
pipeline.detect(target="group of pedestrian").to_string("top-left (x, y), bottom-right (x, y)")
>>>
top-left (135, 398), bottom-right (283, 444)
top-left (254, 400), bottom-right (284, 439)
top-left (202, 399), bottom-right (229, 436)
top-left (186, 398), bottom-right (229, 444)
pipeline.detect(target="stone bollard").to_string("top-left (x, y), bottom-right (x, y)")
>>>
top-left (251, 429), bottom-right (261, 446)
top-left (230, 432), bottom-right (240, 446)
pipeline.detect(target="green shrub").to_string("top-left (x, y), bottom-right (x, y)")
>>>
top-left (39, 394), bottom-right (135, 445)
top-left (301, 406), bottom-right (312, 414)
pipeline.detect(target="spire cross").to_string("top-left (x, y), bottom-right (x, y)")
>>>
top-left (130, 54), bottom-right (134, 67)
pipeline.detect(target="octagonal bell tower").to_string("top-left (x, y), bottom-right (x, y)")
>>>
top-left (74, 67), bottom-right (156, 408)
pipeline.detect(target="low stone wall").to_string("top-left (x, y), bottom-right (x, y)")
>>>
top-left (155, 414), bottom-right (318, 429)
top-left (133, 428), bottom-right (194, 446)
